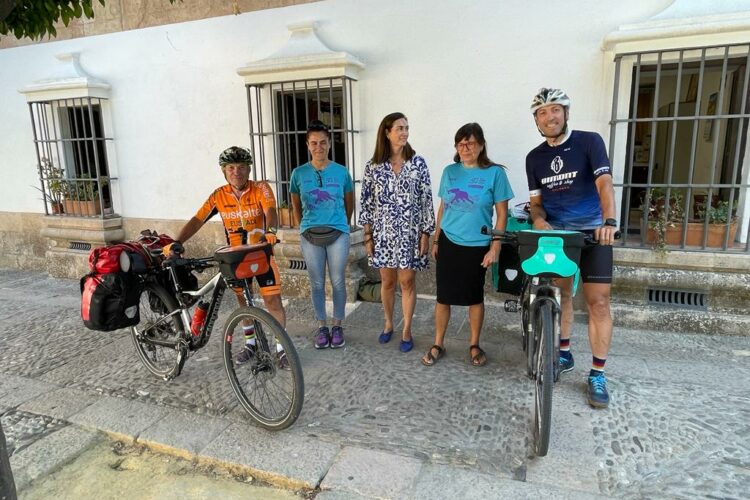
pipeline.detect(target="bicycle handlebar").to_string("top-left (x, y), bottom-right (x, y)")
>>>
top-left (480, 226), bottom-right (621, 244)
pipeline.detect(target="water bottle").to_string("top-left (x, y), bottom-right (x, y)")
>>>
top-left (190, 301), bottom-right (209, 336)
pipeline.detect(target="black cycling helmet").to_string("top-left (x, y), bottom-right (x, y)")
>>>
top-left (218, 146), bottom-right (253, 167)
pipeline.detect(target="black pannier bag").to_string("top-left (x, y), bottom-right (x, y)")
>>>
top-left (80, 272), bottom-right (141, 331)
top-left (496, 244), bottom-right (525, 295)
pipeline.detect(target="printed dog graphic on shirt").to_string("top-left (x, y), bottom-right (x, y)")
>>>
top-left (448, 188), bottom-right (473, 204)
top-left (309, 188), bottom-right (336, 205)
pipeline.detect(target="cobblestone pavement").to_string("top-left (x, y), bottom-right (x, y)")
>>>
top-left (1, 269), bottom-right (749, 497)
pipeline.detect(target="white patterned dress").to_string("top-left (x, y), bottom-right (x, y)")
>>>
top-left (358, 155), bottom-right (435, 270)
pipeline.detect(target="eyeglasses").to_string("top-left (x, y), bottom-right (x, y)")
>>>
top-left (456, 140), bottom-right (479, 150)
top-left (315, 169), bottom-right (323, 187)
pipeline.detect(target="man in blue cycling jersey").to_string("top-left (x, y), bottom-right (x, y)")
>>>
top-left (525, 88), bottom-right (618, 408)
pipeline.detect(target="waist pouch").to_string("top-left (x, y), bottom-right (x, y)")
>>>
top-left (302, 226), bottom-right (343, 247)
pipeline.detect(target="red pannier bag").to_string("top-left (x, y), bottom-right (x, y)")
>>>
top-left (88, 242), bottom-right (150, 274)
top-left (80, 272), bottom-right (140, 331)
top-left (214, 243), bottom-right (271, 281)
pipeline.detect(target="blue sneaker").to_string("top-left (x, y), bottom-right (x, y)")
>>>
top-left (587, 373), bottom-right (610, 408)
top-left (314, 327), bottom-right (330, 349)
top-left (559, 352), bottom-right (574, 373)
top-left (330, 326), bottom-right (345, 348)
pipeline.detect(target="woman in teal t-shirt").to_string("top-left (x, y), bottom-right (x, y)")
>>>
top-left (290, 120), bottom-right (354, 350)
top-left (421, 122), bottom-right (514, 368)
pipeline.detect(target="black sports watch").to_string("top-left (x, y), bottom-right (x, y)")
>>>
top-left (603, 218), bottom-right (618, 227)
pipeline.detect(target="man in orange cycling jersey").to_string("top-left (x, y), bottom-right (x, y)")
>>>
top-left (170, 146), bottom-right (286, 329)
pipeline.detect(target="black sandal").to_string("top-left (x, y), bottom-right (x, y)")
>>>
top-left (421, 345), bottom-right (445, 366)
top-left (470, 344), bottom-right (486, 366)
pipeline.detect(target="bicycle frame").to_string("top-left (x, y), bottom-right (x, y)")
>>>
top-left (524, 276), bottom-right (563, 380)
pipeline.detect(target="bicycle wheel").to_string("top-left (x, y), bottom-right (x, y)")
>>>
top-left (223, 306), bottom-right (304, 431)
top-left (533, 300), bottom-right (554, 457)
top-left (131, 282), bottom-right (187, 381)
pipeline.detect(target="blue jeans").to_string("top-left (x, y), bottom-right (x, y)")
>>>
top-left (300, 232), bottom-right (350, 321)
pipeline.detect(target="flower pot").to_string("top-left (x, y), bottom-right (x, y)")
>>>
top-left (63, 199), bottom-right (101, 216)
top-left (278, 207), bottom-right (297, 228)
top-left (51, 202), bottom-right (64, 214)
top-left (644, 221), bottom-right (738, 248)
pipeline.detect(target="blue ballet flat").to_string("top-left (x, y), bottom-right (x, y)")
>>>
top-left (399, 338), bottom-right (413, 353)
top-left (378, 330), bottom-right (393, 344)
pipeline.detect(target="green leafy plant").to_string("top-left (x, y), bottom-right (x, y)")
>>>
top-left (63, 176), bottom-right (100, 201)
top-left (696, 199), bottom-right (737, 224)
top-left (33, 157), bottom-right (66, 206)
top-left (641, 187), bottom-right (685, 253)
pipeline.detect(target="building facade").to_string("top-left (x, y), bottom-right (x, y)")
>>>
top-left (1, 0), bottom-right (748, 333)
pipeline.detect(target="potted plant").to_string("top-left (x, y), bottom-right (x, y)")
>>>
top-left (277, 201), bottom-right (297, 228)
top-left (692, 199), bottom-right (739, 247)
top-left (62, 176), bottom-right (101, 216)
top-left (641, 187), bottom-right (685, 252)
top-left (33, 158), bottom-right (66, 214)
top-left (642, 188), bottom-right (738, 250)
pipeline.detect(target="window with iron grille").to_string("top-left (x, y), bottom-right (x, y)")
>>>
top-left (30, 97), bottom-right (114, 217)
top-left (610, 43), bottom-right (750, 253)
top-left (245, 77), bottom-right (359, 227)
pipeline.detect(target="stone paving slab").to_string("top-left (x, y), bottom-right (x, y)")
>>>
top-left (138, 408), bottom-right (232, 459)
top-left (0, 374), bottom-right (56, 411)
top-left (321, 446), bottom-right (423, 499)
top-left (67, 396), bottom-right (170, 442)
top-left (316, 491), bottom-right (375, 500)
top-left (413, 464), bottom-right (599, 500)
top-left (9, 425), bottom-right (101, 490)
top-left (199, 422), bottom-right (341, 489)
top-left (18, 387), bottom-right (99, 420)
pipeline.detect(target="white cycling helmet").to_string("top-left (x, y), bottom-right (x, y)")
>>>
top-left (530, 88), bottom-right (571, 114)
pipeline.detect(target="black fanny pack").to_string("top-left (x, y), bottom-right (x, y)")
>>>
top-left (302, 226), bottom-right (343, 247)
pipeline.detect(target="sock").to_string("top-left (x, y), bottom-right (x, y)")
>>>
top-left (242, 325), bottom-right (256, 346)
top-left (559, 338), bottom-right (571, 359)
top-left (590, 356), bottom-right (606, 377)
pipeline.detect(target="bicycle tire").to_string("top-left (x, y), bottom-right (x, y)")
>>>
top-left (533, 300), bottom-right (554, 457)
top-left (223, 307), bottom-right (304, 431)
top-left (523, 296), bottom-right (534, 378)
top-left (131, 281), bottom-right (187, 381)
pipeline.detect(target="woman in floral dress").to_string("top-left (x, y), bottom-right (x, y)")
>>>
top-left (359, 112), bottom-right (435, 353)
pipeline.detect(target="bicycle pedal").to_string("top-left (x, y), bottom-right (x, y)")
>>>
top-left (504, 300), bottom-right (519, 313)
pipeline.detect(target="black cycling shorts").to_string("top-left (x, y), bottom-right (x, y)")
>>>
top-left (578, 242), bottom-right (613, 284)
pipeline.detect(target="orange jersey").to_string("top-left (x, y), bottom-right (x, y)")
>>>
top-left (194, 182), bottom-right (276, 246)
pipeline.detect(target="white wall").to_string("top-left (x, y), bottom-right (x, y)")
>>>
top-left (0, 0), bottom-right (673, 219)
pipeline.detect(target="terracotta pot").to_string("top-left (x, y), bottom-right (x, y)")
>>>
top-left (51, 202), bottom-right (64, 214)
top-left (63, 199), bottom-right (101, 216)
top-left (278, 207), bottom-right (297, 228)
top-left (644, 220), bottom-right (738, 248)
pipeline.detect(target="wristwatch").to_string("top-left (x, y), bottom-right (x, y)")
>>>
top-left (603, 218), bottom-right (618, 227)
top-left (266, 226), bottom-right (278, 234)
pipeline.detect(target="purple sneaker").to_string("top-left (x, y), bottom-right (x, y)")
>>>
top-left (330, 326), bottom-right (345, 348)
top-left (314, 327), bottom-right (330, 349)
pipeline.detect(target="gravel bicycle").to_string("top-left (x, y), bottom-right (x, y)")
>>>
top-left (483, 225), bottom-right (616, 456)
top-left (125, 242), bottom-right (304, 431)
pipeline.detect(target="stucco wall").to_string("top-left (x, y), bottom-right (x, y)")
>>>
top-left (0, 0), bottom-right (673, 221)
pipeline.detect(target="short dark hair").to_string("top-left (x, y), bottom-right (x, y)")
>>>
top-left (453, 122), bottom-right (495, 168)
top-left (306, 120), bottom-right (331, 140)
top-left (370, 112), bottom-right (416, 164)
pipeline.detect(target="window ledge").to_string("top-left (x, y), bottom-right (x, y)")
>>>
top-left (237, 21), bottom-right (364, 84)
top-left (603, 1), bottom-right (750, 53)
top-left (19, 52), bottom-right (110, 102)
